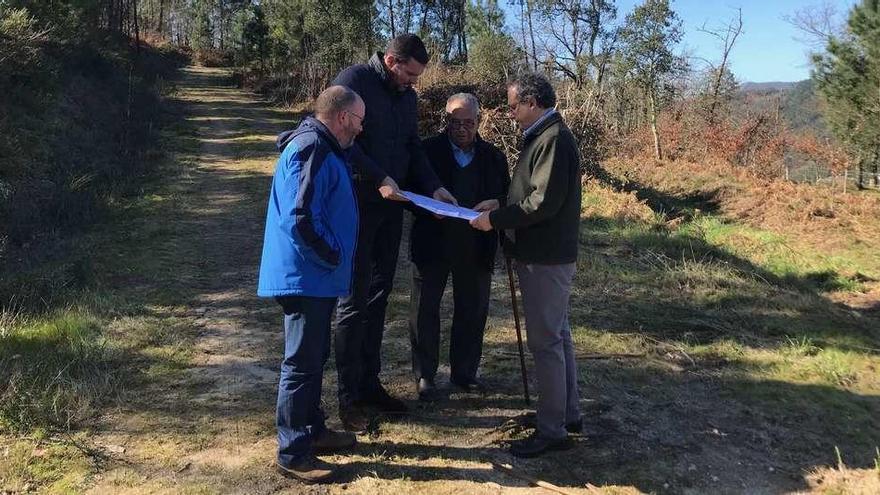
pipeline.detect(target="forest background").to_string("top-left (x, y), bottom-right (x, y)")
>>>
top-left (2, 0), bottom-right (880, 253)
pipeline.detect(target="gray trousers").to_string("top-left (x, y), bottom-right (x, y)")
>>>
top-left (516, 262), bottom-right (581, 439)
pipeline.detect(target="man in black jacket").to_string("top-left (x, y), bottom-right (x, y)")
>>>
top-left (332, 34), bottom-right (457, 430)
top-left (409, 93), bottom-right (509, 401)
top-left (471, 73), bottom-right (583, 458)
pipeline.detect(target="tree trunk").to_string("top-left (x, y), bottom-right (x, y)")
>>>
top-left (403, 0), bottom-right (412, 34)
top-left (519, 1), bottom-right (528, 67)
top-left (858, 160), bottom-right (865, 190)
top-left (388, 0), bottom-right (396, 38)
top-left (649, 90), bottom-right (663, 160)
top-left (133, 0), bottom-right (140, 54)
top-left (527, 0), bottom-right (538, 71)
top-left (158, 0), bottom-right (165, 35)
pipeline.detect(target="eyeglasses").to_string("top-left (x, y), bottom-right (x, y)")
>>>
top-left (345, 110), bottom-right (364, 123)
top-left (447, 118), bottom-right (476, 130)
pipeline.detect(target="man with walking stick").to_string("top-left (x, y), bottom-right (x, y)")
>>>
top-left (470, 73), bottom-right (583, 458)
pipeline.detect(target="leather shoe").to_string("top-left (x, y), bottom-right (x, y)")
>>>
top-left (312, 428), bottom-right (357, 453)
top-left (361, 386), bottom-right (408, 413)
top-left (509, 431), bottom-right (573, 458)
top-left (276, 456), bottom-right (337, 483)
top-left (518, 412), bottom-right (583, 434)
top-left (417, 377), bottom-right (440, 402)
top-left (339, 406), bottom-right (370, 433)
top-left (450, 377), bottom-right (486, 393)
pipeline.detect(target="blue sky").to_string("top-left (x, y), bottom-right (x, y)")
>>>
top-left (501, 0), bottom-right (858, 83)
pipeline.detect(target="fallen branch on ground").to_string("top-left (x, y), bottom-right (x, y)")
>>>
top-left (492, 462), bottom-right (596, 495)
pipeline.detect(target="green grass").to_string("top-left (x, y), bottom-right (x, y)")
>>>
top-left (0, 311), bottom-right (116, 432)
top-left (0, 433), bottom-right (94, 493)
top-left (0, 70), bottom-right (207, 493)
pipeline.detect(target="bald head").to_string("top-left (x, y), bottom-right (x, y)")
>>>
top-left (314, 85), bottom-right (361, 121)
top-left (314, 85), bottom-right (365, 149)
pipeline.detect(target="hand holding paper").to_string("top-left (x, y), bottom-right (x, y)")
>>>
top-left (378, 177), bottom-right (408, 201)
top-left (401, 191), bottom-right (480, 221)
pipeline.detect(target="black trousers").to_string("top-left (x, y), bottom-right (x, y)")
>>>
top-left (335, 201), bottom-right (403, 406)
top-left (408, 259), bottom-right (491, 383)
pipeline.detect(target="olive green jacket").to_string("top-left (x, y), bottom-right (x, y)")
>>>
top-left (489, 112), bottom-right (581, 264)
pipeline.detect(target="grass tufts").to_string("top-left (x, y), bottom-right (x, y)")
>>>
top-left (0, 311), bottom-right (121, 432)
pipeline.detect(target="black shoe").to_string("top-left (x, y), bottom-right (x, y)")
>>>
top-left (417, 378), bottom-right (440, 402)
top-left (565, 417), bottom-right (583, 434)
top-left (508, 431), bottom-right (574, 458)
top-left (518, 412), bottom-right (583, 434)
top-left (312, 428), bottom-right (357, 454)
top-left (362, 386), bottom-right (408, 413)
top-left (339, 406), bottom-right (371, 433)
top-left (276, 456), bottom-right (337, 483)
top-left (450, 377), bottom-right (486, 393)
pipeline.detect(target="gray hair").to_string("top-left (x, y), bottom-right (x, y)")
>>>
top-left (314, 85), bottom-right (360, 119)
top-left (508, 73), bottom-right (556, 109)
top-left (445, 92), bottom-right (480, 119)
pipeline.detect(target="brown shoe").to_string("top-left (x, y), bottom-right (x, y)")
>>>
top-left (276, 456), bottom-right (337, 483)
top-left (313, 428), bottom-right (357, 453)
top-left (339, 406), bottom-right (371, 433)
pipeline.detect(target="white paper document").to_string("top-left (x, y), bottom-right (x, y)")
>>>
top-left (401, 191), bottom-right (481, 221)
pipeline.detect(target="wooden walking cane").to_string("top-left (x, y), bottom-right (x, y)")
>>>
top-left (505, 257), bottom-right (531, 405)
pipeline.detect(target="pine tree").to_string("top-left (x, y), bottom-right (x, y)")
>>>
top-left (618, 0), bottom-right (685, 160)
top-left (812, 0), bottom-right (880, 188)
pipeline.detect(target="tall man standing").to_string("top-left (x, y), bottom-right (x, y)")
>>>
top-left (470, 73), bottom-right (583, 458)
top-left (332, 34), bottom-right (457, 429)
top-left (409, 93), bottom-right (509, 400)
top-left (258, 86), bottom-right (367, 482)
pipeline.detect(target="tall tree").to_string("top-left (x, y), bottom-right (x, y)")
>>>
top-left (466, 0), bottom-right (522, 82)
top-left (695, 7), bottom-right (742, 124)
top-left (618, 0), bottom-right (685, 160)
top-left (812, 0), bottom-right (880, 189)
top-left (533, 0), bottom-right (617, 87)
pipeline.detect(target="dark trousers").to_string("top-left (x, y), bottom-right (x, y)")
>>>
top-left (335, 201), bottom-right (403, 406)
top-left (408, 260), bottom-right (491, 383)
top-left (276, 295), bottom-right (336, 467)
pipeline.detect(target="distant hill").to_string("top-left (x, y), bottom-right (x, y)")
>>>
top-left (781, 79), bottom-right (828, 135)
top-left (739, 81), bottom-right (799, 92)
top-left (734, 79), bottom-right (827, 136)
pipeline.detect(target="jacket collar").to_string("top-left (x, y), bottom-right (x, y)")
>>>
top-left (523, 110), bottom-right (561, 144)
top-left (276, 116), bottom-right (345, 156)
top-left (369, 52), bottom-right (399, 92)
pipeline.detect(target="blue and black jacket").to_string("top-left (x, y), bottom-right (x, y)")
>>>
top-left (257, 117), bottom-right (358, 298)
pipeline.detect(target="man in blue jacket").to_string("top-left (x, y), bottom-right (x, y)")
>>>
top-left (332, 34), bottom-right (457, 430)
top-left (257, 86), bottom-right (366, 483)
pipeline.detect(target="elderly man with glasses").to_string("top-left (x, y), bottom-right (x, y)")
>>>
top-left (408, 93), bottom-right (510, 401)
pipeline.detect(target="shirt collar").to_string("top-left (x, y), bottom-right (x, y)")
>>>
top-left (448, 137), bottom-right (476, 168)
top-left (523, 108), bottom-right (557, 138)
